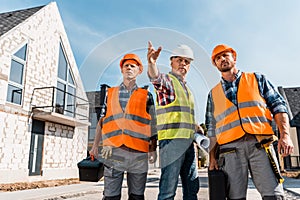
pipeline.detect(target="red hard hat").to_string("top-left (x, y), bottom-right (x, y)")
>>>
top-left (211, 44), bottom-right (237, 65)
top-left (119, 53), bottom-right (143, 72)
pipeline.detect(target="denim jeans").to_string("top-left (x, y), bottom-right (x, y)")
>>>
top-left (158, 139), bottom-right (199, 200)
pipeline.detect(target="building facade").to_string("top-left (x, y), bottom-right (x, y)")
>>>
top-left (278, 86), bottom-right (300, 169)
top-left (0, 2), bottom-right (89, 183)
top-left (86, 84), bottom-right (109, 151)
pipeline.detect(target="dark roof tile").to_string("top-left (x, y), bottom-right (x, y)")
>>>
top-left (0, 5), bottom-right (45, 36)
top-left (290, 112), bottom-right (300, 127)
top-left (282, 87), bottom-right (300, 116)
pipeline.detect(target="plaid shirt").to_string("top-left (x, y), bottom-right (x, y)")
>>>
top-left (119, 83), bottom-right (138, 111)
top-left (103, 83), bottom-right (157, 138)
top-left (150, 72), bottom-right (189, 106)
top-left (205, 71), bottom-right (288, 137)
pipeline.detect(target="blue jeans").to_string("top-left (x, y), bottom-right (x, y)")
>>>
top-left (158, 139), bottom-right (199, 200)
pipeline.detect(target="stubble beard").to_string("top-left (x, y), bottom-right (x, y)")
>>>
top-left (220, 67), bottom-right (232, 72)
top-left (219, 62), bottom-right (233, 72)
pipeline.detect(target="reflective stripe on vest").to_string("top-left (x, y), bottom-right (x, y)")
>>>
top-left (102, 87), bottom-right (151, 152)
top-left (156, 74), bottom-right (195, 140)
top-left (212, 73), bottom-right (274, 145)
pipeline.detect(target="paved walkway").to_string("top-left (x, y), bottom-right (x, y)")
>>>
top-left (0, 168), bottom-right (299, 200)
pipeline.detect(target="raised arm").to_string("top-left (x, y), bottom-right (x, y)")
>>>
top-left (147, 41), bottom-right (162, 79)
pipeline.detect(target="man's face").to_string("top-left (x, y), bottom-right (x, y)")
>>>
top-left (121, 60), bottom-right (141, 80)
top-left (214, 51), bottom-right (236, 72)
top-left (170, 56), bottom-right (192, 78)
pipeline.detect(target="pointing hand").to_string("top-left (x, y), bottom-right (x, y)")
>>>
top-left (147, 41), bottom-right (162, 65)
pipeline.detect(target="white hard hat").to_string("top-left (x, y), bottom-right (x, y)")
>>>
top-left (170, 44), bottom-right (194, 60)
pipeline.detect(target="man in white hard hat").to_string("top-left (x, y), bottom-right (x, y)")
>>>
top-left (147, 41), bottom-right (199, 200)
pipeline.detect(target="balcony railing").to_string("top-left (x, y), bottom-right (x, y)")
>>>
top-left (30, 86), bottom-right (90, 127)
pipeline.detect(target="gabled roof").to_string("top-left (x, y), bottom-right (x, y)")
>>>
top-left (0, 5), bottom-right (45, 37)
top-left (278, 86), bottom-right (300, 127)
top-left (280, 87), bottom-right (300, 117)
top-left (290, 112), bottom-right (300, 128)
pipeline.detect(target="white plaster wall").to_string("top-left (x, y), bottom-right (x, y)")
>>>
top-left (0, 2), bottom-right (88, 183)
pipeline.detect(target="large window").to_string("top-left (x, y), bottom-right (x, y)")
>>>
top-left (55, 43), bottom-right (76, 117)
top-left (7, 44), bottom-right (27, 105)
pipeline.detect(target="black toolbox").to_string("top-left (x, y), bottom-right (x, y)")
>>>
top-left (77, 156), bottom-right (104, 182)
top-left (208, 169), bottom-right (227, 200)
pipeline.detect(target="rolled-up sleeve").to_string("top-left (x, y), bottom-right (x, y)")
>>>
top-left (255, 73), bottom-right (288, 115)
top-left (148, 72), bottom-right (163, 89)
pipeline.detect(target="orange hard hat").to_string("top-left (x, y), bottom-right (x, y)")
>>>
top-left (119, 53), bottom-right (143, 72)
top-left (211, 44), bottom-right (237, 65)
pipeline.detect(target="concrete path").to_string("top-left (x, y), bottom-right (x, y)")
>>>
top-left (0, 168), bottom-right (299, 200)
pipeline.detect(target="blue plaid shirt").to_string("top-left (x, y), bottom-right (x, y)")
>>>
top-left (119, 83), bottom-right (139, 111)
top-left (205, 71), bottom-right (288, 137)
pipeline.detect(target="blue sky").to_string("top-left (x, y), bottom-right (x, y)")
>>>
top-left (1, 0), bottom-right (300, 123)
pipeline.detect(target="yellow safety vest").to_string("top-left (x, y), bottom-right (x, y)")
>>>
top-left (211, 73), bottom-right (274, 145)
top-left (102, 87), bottom-right (151, 152)
top-left (156, 74), bottom-right (195, 140)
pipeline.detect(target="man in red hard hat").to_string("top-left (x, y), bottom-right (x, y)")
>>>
top-left (206, 44), bottom-right (294, 200)
top-left (90, 53), bottom-right (157, 200)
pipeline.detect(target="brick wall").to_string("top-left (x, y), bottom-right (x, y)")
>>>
top-left (0, 2), bottom-right (88, 183)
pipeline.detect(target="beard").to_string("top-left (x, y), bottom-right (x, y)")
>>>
top-left (219, 61), bottom-right (234, 72)
top-left (172, 67), bottom-right (187, 77)
top-left (220, 67), bottom-right (232, 72)
top-left (178, 67), bottom-right (187, 75)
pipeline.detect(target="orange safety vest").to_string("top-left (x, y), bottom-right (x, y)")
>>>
top-left (102, 87), bottom-right (151, 152)
top-left (211, 73), bottom-right (274, 145)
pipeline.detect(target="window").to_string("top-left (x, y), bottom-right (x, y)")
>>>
top-left (88, 112), bottom-right (98, 141)
top-left (28, 120), bottom-right (45, 176)
top-left (55, 43), bottom-right (76, 117)
top-left (7, 44), bottom-right (27, 105)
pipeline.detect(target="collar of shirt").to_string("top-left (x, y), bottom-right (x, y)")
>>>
top-left (169, 71), bottom-right (189, 97)
top-left (118, 83), bottom-right (139, 111)
top-left (119, 83), bottom-right (138, 93)
top-left (220, 70), bottom-right (241, 105)
top-left (169, 71), bottom-right (187, 84)
top-left (220, 70), bottom-right (242, 84)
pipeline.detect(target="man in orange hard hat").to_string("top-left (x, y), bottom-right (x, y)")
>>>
top-left (90, 53), bottom-right (157, 200)
top-left (205, 44), bottom-right (294, 199)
